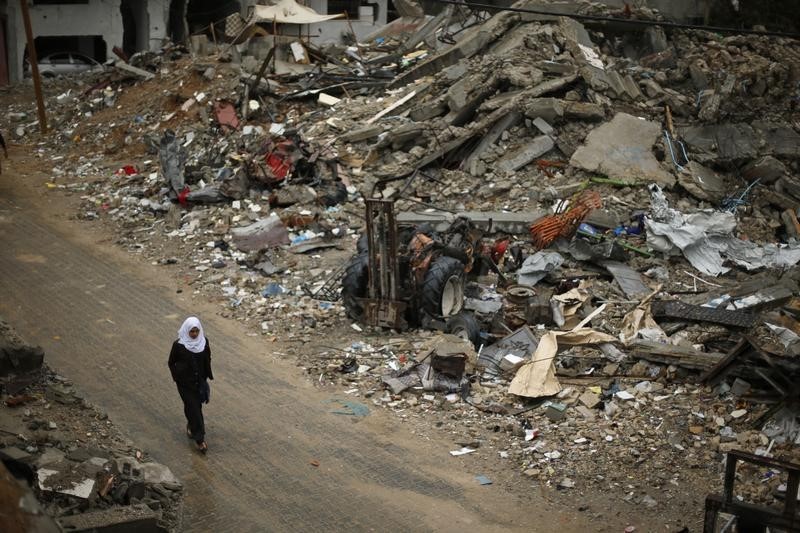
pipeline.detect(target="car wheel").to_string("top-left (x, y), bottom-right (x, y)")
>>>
top-left (421, 256), bottom-right (465, 318)
top-left (341, 253), bottom-right (369, 321)
top-left (445, 311), bottom-right (482, 350)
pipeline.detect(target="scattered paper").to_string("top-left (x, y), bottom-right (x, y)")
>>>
top-left (450, 447), bottom-right (477, 456)
top-left (615, 391), bottom-right (635, 401)
top-left (509, 329), bottom-right (615, 399)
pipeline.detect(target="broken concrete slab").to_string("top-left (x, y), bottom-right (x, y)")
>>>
top-left (741, 156), bottom-right (787, 185)
top-left (578, 390), bottom-right (601, 408)
top-left (698, 90), bottom-right (721, 122)
top-left (680, 124), bottom-right (759, 163)
top-left (754, 122), bottom-right (800, 159)
top-left (37, 464), bottom-right (96, 499)
top-left (532, 117), bottom-right (554, 135)
top-left (714, 124), bottom-right (760, 161)
top-left (523, 98), bottom-right (564, 122)
top-left (641, 79), bottom-right (665, 98)
top-left (409, 96), bottom-right (448, 122)
top-left (563, 101), bottom-right (605, 121)
top-left (397, 210), bottom-right (547, 234)
top-left (601, 261), bottom-right (650, 299)
top-left (570, 112), bottom-right (675, 186)
top-left (678, 161), bottom-right (727, 202)
top-left (689, 60), bottom-right (709, 90)
top-left (449, 76), bottom-right (504, 127)
top-left (464, 111), bottom-right (522, 175)
top-left (497, 135), bottom-right (555, 173)
top-left (114, 61), bottom-right (155, 80)
top-left (622, 75), bottom-right (642, 100)
top-left (523, 97), bottom-right (604, 123)
top-left (584, 209), bottom-right (621, 230)
top-left (57, 504), bottom-right (160, 533)
top-left (231, 214), bottom-right (290, 252)
top-left (340, 125), bottom-right (382, 143)
top-left (389, 8), bottom-right (519, 89)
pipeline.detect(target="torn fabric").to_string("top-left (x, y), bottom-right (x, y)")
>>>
top-left (253, 0), bottom-right (344, 24)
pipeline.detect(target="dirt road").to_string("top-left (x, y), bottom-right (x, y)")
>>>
top-left (0, 153), bottom-right (594, 531)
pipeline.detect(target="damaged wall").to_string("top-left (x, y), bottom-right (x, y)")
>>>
top-left (306, 0), bottom-right (389, 44)
top-left (4, 0), bottom-right (169, 84)
top-left (241, 0), bottom-right (389, 44)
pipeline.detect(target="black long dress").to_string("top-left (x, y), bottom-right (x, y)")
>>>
top-left (168, 339), bottom-right (213, 443)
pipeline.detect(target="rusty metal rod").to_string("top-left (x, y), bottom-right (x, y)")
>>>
top-left (20, 0), bottom-right (47, 133)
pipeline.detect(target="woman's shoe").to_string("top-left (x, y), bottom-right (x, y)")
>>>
top-left (196, 441), bottom-right (208, 454)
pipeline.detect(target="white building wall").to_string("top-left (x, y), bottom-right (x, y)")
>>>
top-left (6, 0), bottom-right (168, 83)
top-left (241, 0), bottom-right (388, 45)
top-left (305, 0), bottom-right (388, 44)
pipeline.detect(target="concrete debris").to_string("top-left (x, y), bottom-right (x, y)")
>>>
top-left (6, 1), bottom-right (800, 528)
top-left (0, 320), bottom-right (183, 531)
top-left (570, 113), bottom-right (675, 187)
top-left (231, 215), bottom-right (291, 251)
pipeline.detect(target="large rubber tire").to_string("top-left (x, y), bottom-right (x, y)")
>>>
top-left (356, 233), bottom-right (369, 255)
top-left (445, 311), bottom-right (483, 350)
top-left (341, 253), bottom-right (369, 321)
top-left (421, 256), bottom-right (466, 318)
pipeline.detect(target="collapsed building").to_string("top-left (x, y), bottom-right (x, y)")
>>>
top-left (3, 0), bottom-right (800, 529)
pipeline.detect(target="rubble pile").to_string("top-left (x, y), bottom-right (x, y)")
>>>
top-left (4, 0), bottom-right (800, 528)
top-left (0, 318), bottom-right (183, 532)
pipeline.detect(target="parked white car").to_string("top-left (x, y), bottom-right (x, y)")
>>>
top-left (26, 52), bottom-right (105, 77)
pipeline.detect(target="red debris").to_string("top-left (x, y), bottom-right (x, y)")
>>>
top-left (177, 186), bottom-right (191, 206)
top-left (529, 190), bottom-right (602, 249)
top-left (213, 101), bottom-right (241, 132)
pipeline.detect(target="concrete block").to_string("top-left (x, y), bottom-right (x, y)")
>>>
top-left (678, 161), bottom-right (727, 202)
top-left (397, 210), bottom-right (547, 235)
top-left (497, 135), bottom-right (556, 173)
top-left (570, 112), bottom-right (675, 186)
top-left (523, 98), bottom-right (564, 122)
top-left (563, 101), bottom-right (605, 121)
top-left (57, 504), bottom-right (160, 533)
top-left (578, 391), bottom-right (601, 409)
top-left (231, 215), bottom-right (290, 252)
top-left (532, 117), bottom-right (554, 135)
top-left (340, 125), bottom-right (382, 143)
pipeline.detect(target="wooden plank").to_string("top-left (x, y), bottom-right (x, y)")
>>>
top-left (700, 337), bottom-right (749, 384)
top-left (366, 90), bottom-right (417, 124)
top-left (631, 340), bottom-right (725, 370)
top-left (114, 61), bottom-right (155, 80)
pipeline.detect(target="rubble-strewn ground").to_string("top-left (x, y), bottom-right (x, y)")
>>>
top-left (3, 1), bottom-right (800, 530)
top-left (0, 320), bottom-right (183, 532)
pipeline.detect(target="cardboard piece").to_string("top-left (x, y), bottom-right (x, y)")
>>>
top-left (509, 328), bottom-right (615, 399)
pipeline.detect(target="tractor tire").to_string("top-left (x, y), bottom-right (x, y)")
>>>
top-left (356, 233), bottom-right (369, 255)
top-left (341, 253), bottom-right (369, 321)
top-left (421, 256), bottom-right (466, 318)
top-left (445, 311), bottom-right (482, 350)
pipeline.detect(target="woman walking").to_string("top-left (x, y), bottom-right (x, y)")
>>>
top-left (168, 317), bottom-right (213, 453)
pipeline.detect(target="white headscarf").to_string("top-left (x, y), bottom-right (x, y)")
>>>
top-left (177, 316), bottom-right (207, 353)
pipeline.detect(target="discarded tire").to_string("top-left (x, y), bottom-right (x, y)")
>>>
top-left (421, 256), bottom-right (465, 318)
top-left (341, 253), bottom-right (369, 321)
top-left (445, 312), bottom-right (482, 350)
top-left (356, 233), bottom-right (368, 255)
top-left (317, 180), bottom-right (347, 207)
